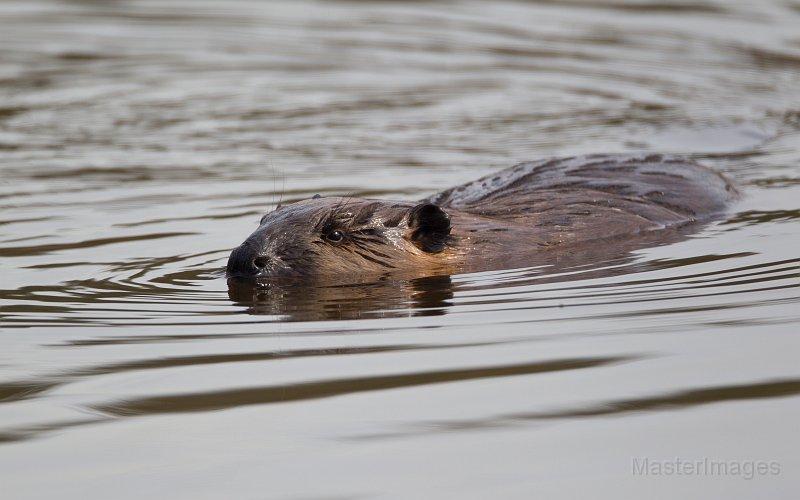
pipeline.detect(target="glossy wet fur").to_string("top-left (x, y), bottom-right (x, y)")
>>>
top-left (227, 154), bottom-right (738, 281)
top-left (227, 197), bottom-right (459, 279)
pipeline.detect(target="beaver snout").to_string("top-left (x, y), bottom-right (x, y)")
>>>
top-left (226, 235), bottom-right (305, 278)
top-left (226, 242), bottom-right (265, 277)
top-left (227, 240), bottom-right (291, 278)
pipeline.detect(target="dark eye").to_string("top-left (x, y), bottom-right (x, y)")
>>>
top-left (325, 230), bottom-right (344, 242)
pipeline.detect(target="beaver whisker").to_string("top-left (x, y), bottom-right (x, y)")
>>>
top-left (331, 193), bottom-right (357, 219)
top-left (365, 249), bottom-right (394, 260)
top-left (349, 240), bottom-right (374, 253)
top-left (354, 251), bottom-right (394, 268)
top-left (353, 228), bottom-right (379, 236)
top-left (351, 235), bottom-right (385, 246)
top-left (352, 203), bottom-right (380, 225)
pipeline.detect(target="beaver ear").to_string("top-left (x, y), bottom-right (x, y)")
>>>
top-left (407, 203), bottom-right (451, 253)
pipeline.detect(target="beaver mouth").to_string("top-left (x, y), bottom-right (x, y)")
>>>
top-left (226, 242), bottom-right (303, 279)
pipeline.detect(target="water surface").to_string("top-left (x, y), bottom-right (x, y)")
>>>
top-left (1, 0), bottom-right (799, 498)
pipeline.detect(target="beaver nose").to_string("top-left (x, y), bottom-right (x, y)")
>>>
top-left (227, 243), bottom-right (268, 277)
top-left (252, 256), bottom-right (270, 270)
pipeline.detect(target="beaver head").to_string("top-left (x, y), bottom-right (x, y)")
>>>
top-left (226, 196), bottom-right (453, 279)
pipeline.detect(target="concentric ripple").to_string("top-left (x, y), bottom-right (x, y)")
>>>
top-left (0, 1), bottom-right (799, 498)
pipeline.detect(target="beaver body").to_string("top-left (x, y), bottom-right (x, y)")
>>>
top-left (227, 154), bottom-right (737, 280)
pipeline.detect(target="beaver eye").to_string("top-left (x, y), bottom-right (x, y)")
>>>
top-left (325, 230), bottom-right (344, 242)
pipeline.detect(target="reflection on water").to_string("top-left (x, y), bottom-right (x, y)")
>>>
top-left (351, 378), bottom-right (800, 440)
top-left (1, 0), bottom-right (799, 498)
top-left (227, 274), bottom-right (456, 320)
top-left (94, 355), bottom-right (632, 417)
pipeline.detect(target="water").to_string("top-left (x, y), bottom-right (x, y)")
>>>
top-left (1, 0), bottom-right (799, 497)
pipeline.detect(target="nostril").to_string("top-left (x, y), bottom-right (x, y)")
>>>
top-left (252, 256), bottom-right (270, 269)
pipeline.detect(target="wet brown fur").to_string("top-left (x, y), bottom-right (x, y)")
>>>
top-left (227, 154), bottom-right (738, 280)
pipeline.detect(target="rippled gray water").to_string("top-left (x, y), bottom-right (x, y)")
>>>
top-left (1, 0), bottom-right (799, 498)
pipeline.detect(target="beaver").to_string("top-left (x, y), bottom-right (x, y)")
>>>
top-left (226, 154), bottom-right (738, 282)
